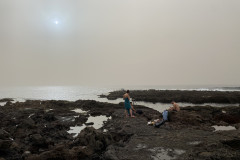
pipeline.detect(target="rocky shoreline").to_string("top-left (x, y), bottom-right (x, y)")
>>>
top-left (0, 99), bottom-right (240, 160)
top-left (99, 90), bottom-right (240, 104)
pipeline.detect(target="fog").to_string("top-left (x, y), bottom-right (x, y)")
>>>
top-left (0, 0), bottom-right (240, 86)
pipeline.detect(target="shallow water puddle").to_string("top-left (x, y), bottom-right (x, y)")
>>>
top-left (68, 125), bottom-right (87, 137)
top-left (149, 147), bottom-right (185, 160)
top-left (72, 108), bottom-right (87, 113)
top-left (59, 116), bottom-right (75, 122)
top-left (187, 141), bottom-right (201, 145)
top-left (135, 143), bottom-right (147, 150)
top-left (67, 115), bottom-right (112, 137)
top-left (212, 125), bottom-right (236, 131)
top-left (86, 115), bottom-right (111, 129)
top-left (45, 109), bottom-right (53, 112)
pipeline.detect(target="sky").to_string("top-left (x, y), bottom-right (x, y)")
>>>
top-left (0, 0), bottom-right (240, 86)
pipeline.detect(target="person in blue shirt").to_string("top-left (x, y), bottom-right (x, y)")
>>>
top-left (123, 90), bottom-right (135, 118)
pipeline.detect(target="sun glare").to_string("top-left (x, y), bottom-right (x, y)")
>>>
top-left (55, 20), bottom-right (59, 24)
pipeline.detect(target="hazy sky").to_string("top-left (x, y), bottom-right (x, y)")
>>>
top-left (0, 0), bottom-right (239, 86)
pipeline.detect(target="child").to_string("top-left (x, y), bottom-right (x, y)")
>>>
top-left (130, 102), bottom-right (136, 113)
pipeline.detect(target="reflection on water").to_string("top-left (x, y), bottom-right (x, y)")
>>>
top-left (67, 114), bottom-right (111, 137)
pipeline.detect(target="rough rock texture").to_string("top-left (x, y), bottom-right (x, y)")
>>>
top-left (99, 90), bottom-right (240, 104)
top-left (102, 105), bottom-right (240, 160)
top-left (0, 99), bottom-right (240, 159)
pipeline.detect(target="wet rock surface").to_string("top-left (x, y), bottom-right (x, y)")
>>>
top-left (0, 99), bottom-right (240, 159)
top-left (99, 90), bottom-right (240, 104)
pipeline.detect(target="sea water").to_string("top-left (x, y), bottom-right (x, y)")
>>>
top-left (0, 86), bottom-right (239, 112)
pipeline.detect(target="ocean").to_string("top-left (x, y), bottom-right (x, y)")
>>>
top-left (0, 85), bottom-right (239, 112)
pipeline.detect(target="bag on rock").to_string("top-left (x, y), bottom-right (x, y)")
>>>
top-left (136, 110), bottom-right (143, 114)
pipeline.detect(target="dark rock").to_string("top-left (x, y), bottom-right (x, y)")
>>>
top-left (222, 139), bottom-right (240, 150)
top-left (0, 140), bottom-right (12, 150)
top-left (100, 90), bottom-right (240, 104)
top-left (104, 145), bottom-right (119, 160)
top-left (20, 118), bottom-right (36, 129)
top-left (73, 127), bottom-right (113, 152)
top-left (0, 129), bottom-right (10, 140)
top-left (30, 134), bottom-right (48, 151)
top-left (1, 98), bottom-right (240, 160)
top-left (85, 122), bottom-right (94, 126)
top-left (43, 113), bottom-right (56, 122)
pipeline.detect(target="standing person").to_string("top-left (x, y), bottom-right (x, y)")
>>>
top-left (130, 102), bottom-right (136, 113)
top-left (123, 90), bottom-right (135, 118)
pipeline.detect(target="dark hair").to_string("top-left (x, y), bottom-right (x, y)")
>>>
top-left (130, 102), bottom-right (132, 104)
top-left (126, 90), bottom-right (130, 93)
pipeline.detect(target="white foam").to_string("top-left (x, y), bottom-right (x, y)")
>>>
top-left (0, 98), bottom-right (26, 106)
top-left (0, 102), bottom-right (7, 106)
top-left (212, 125), bottom-right (236, 131)
top-left (12, 98), bottom-right (26, 103)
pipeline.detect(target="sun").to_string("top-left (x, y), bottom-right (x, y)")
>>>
top-left (54, 20), bottom-right (59, 24)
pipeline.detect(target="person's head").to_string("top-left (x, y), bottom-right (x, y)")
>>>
top-left (130, 102), bottom-right (132, 105)
top-left (126, 90), bottom-right (130, 94)
top-left (171, 101), bottom-right (175, 104)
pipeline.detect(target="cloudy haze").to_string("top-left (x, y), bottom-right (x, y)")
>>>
top-left (0, 0), bottom-right (240, 86)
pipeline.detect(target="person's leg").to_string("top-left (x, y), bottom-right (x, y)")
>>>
top-left (125, 109), bottom-right (130, 117)
top-left (130, 109), bottom-right (135, 117)
top-left (155, 120), bottom-right (166, 128)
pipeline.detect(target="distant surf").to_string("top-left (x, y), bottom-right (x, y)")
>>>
top-left (0, 86), bottom-right (240, 101)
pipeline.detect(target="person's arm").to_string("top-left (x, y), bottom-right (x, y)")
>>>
top-left (127, 94), bottom-right (130, 100)
top-left (132, 105), bottom-right (135, 111)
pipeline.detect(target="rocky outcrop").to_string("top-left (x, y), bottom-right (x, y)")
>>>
top-left (100, 90), bottom-right (240, 104)
top-left (26, 127), bottom-right (114, 160)
top-left (0, 99), bottom-right (240, 159)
